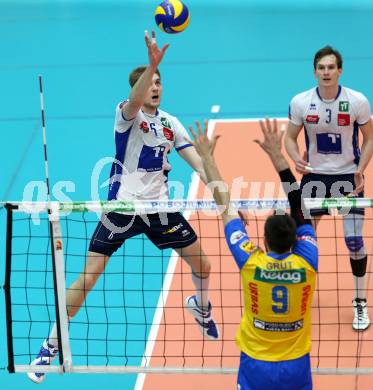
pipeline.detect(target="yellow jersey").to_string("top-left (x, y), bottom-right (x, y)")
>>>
top-left (225, 218), bottom-right (318, 362)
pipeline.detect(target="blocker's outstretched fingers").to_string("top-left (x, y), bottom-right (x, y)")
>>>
top-left (259, 120), bottom-right (268, 139)
top-left (211, 135), bottom-right (221, 155)
top-left (189, 125), bottom-right (197, 140)
top-left (151, 30), bottom-right (156, 44)
top-left (253, 139), bottom-right (264, 150)
top-left (265, 117), bottom-right (272, 133)
top-left (273, 118), bottom-right (278, 132)
top-left (195, 120), bottom-right (203, 135)
top-left (203, 119), bottom-right (209, 135)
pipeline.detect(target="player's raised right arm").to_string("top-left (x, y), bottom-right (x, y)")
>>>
top-left (255, 119), bottom-right (311, 227)
top-left (188, 120), bottom-right (238, 226)
top-left (122, 31), bottom-right (169, 120)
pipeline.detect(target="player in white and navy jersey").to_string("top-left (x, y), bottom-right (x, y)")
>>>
top-left (27, 31), bottom-right (218, 384)
top-left (289, 86), bottom-right (370, 176)
top-left (107, 101), bottom-right (192, 202)
top-left (286, 45), bottom-right (373, 331)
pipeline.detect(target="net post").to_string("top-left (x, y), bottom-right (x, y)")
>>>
top-left (49, 202), bottom-right (72, 373)
top-left (4, 203), bottom-right (16, 373)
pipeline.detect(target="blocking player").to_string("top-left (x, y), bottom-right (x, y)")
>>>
top-left (285, 45), bottom-right (373, 330)
top-left (189, 118), bottom-right (318, 390)
top-left (28, 31), bottom-right (218, 384)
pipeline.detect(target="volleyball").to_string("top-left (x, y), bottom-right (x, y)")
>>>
top-left (154, 0), bottom-right (190, 34)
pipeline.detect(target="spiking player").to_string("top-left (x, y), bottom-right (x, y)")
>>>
top-left (189, 118), bottom-right (318, 390)
top-left (286, 45), bottom-right (373, 330)
top-left (28, 31), bottom-right (218, 384)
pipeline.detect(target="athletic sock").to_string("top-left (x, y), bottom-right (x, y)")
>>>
top-left (192, 272), bottom-right (210, 311)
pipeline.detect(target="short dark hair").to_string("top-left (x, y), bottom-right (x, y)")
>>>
top-left (264, 213), bottom-right (297, 254)
top-left (313, 45), bottom-right (343, 69)
top-left (128, 66), bottom-right (161, 88)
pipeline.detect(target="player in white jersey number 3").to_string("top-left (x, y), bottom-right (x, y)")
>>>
top-left (27, 31), bottom-right (219, 384)
top-left (286, 45), bottom-right (373, 331)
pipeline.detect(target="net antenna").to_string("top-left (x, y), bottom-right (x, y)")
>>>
top-left (38, 75), bottom-right (53, 204)
top-left (38, 75), bottom-right (72, 373)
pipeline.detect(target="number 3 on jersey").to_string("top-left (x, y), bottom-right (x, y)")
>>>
top-left (325, 108), bottom-right (332, 124)
top-left (272, 286), bottom-right (288, 314)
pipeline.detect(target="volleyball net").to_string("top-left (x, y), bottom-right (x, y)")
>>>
top-left (3, 199), bottom-right (373, 375)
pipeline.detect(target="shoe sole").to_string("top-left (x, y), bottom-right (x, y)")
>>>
top-left (27, 372), bottom-right (45, 384)
top-left (352, 322), bottom-right (371, 331)
top-left (27, 354), bottom-right (55, 384)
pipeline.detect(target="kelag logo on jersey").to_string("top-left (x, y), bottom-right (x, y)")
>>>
top-left (339, 101), bottom-right (349, 112)
top-left (337, 113), bottom-right (350, 126)
top-left (254, 267), bottom-right (306, 284)
top-left (305, 115), bottom-right (319, 124)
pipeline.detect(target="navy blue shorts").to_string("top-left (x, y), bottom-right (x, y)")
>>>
top-left (89, 212), bottom-right (197, 256)
top-left (300, 173), bottom-right (364, 216)
top-left (237, 352), bottom-right (312, 390)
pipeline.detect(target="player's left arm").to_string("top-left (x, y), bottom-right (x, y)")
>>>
top-left (255, 118), bottom-right (318, 270)
top-left (172, 115), bottom-right (209, 183)
top-left (356, 119), bottom-right (373, 193)
top-left (178, 146), bottom-right (209, 184)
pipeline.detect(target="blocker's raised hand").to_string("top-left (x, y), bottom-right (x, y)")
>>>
top-left (188, 120), bottom-right (220, 158)
top-left (254, 118), bottom-right (284, 156)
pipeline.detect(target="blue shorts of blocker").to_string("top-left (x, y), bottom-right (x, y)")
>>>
top-left (237, 352), bottom-right (312, 390)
